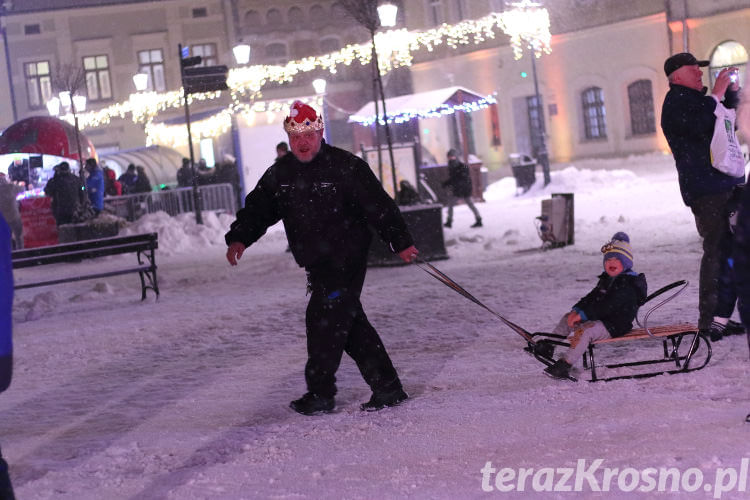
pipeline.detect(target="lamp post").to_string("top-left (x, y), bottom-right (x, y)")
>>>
top-left (232, 42), bottom-right (251, 66)
top-left (312, 78), bottom-right (331, 144)
top-left (501, 1), bottom-right (552, 186)
top-left (342, 0), bottom-right (399, 198)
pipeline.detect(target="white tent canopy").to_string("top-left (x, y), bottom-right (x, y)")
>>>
top-left (349, 86), bottom-right (493, 125)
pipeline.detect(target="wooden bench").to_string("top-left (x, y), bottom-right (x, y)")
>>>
top-left (11, 233), bottom-right (159, 300)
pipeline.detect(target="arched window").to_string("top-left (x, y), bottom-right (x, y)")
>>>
top-left (709, 41), bottom-right (748, 87)
top-left (288, 6), bottom-right (304, 24)
top-left (266, 8), bottom-right (283, 26)
top-left (320, 37), bottom-right (340, 53)
top-left (310, 4), bottom-right (325, 22)
top-left (581, 86), bottom-right (607, 139)
top-left (627, 79), bottom-right (655, 136)
top-left (331, 2), bottom-right (346, 19)
top-left (265, 42), bottom-right (287, 59)
top-left (244, 9), bottom-right (261, 27)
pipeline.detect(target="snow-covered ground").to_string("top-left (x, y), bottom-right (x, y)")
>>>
top-left (5, 152), bottom-right (750, 499)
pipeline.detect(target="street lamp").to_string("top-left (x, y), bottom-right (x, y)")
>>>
top-left (500, 1), bottom-right (552, 186)
top-left (312, 78), bottom-right (331, 144)
top-left (232, 42), bottom-right (251, 65)
top-left (342, 0), bottom-right (399, 198)
top-left (132, 72), bottom-right (149, 92)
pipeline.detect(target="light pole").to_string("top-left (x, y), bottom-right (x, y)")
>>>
top-left (312, 78), bottom-right (331, 144)
top-left (342, 0), bottom-right (399, 197)
top-left (501, 1), bottom-right (552, 186)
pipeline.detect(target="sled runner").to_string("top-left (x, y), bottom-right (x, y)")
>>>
top-left (526, 280), bottom-right (712, 382)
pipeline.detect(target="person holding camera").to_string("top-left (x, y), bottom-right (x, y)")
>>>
top-left (661, 52), bottom-right (745, 340)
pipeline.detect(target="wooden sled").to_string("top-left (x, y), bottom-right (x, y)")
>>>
top-left (526, 280), bottom-right (712, 382)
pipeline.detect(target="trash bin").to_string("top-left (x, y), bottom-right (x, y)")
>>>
top-left (509, 153), bottom-right (537, 193)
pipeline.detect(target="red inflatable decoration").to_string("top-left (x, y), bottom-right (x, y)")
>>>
top-left (0, 116), bottom-right (96, 161)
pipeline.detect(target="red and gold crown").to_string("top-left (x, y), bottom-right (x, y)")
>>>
top-left (283, 100), bottom-right (324, 134)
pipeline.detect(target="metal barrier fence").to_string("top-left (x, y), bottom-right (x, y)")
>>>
top-left (103, 183), bottom-right (238, 222)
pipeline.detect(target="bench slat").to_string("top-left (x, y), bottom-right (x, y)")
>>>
top-left (12, 242), bottom-right (155, 268)
top-left (593, 323), bottom-right (697, 344)
top-left (12, 233), bottom-right (157, 260)
top-left (14, 266), bottom-right (155, 289)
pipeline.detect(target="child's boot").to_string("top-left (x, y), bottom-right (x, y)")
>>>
top-left (544, 359), bottom-right (572, 379)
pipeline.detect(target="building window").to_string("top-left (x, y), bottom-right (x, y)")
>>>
top-left (265, 42), bottom-right (287, 60)
top-left (320, 37), bottom-right (340, 53)
top-left (137, 49), bottom-right (166, 92)
top-left (310, 4), bottom-right (325, 22)
top-left (244, 10), bottom-right (261, 27)
top-left (83, 55), bottom-right (112, 101)
top-left (288, 6), bottom-right (304, 24)
top-left (427, 0), bottom-right (443, 26)
top-left (627, 79), bottom-right (655, 136)
top-left (266, 8), bottom-right (283, 25)
top-left (24, 61), bottom-right (52, 108)
top-left (24, 24), bottom-right (41, 35)
top-left (709, 40), bottom-right (748, 88)
top-left (526, 95), bottom-right (545, 156)
top-left (581, 86), bottom-right (607, 139)
top-left (192, 7), bottom-right (207, 18)
top-left (190, 43), bottom-right (217, 67)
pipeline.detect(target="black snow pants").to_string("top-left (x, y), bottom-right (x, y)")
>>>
top-left (304, 257), bottom-right (402, 399)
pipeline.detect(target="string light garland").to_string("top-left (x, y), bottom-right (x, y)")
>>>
top-left (348, 94), bottom-right (498, 126)
top-left (145, 96), bottom-right (323, 147)
top-left (64, 7), bottom-right (549, 134)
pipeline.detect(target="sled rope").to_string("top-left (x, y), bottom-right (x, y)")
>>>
top-left (414, 258), bottom-right (533, 342)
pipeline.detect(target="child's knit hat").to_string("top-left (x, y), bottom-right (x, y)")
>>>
top-left (601, 232), bottom-right (633, 270)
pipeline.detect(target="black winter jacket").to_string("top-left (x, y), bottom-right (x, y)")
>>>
top-left (660, 83), bottom-right (743, 206)
top-left (225, 143), bottom-right (414, 269)
top-left (443, 159), bottom-right (473, 198)
top-left (733, 186), bottom-right (750, 329)
top-left (44, 171), bottom-right (80, 222)
top-left (573, 270), bottom-right (648, 337)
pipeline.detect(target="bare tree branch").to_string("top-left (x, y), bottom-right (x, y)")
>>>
top-left (52, 62), bottom-right (86, 95)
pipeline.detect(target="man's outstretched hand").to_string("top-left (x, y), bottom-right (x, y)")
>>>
top-left (226, 242), bottom-right (246, 266)
top-left (398, 245), bottom-right (419, 263)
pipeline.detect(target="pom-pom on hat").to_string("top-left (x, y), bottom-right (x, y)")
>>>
top-left (601, 232), bottom-right (633, 270)
top-left (283, 100), bottom-right (324, 134)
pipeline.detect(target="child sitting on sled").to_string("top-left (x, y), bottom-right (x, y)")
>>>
top-left (541, 232), bottom-right (648, 379)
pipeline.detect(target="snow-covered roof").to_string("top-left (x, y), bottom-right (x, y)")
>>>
top-left (349, 86), bottom-right (493, 125)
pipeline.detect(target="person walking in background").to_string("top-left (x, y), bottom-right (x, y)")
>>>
top-left (660, 52), bottom-right (745, 339)
top-left (84, 158), bottom-right (104, 215)
top-left (176, 158), bottom-right (194, 188)
top-left (442, 148), bottom-right (482, 228)
top-left (0, 213), bottom-right (16, 498)
top-left (276, 141), bottom-right (289, 159)
top-left (44, 162), bottom-right (80, 226)
top-left (0, 174), bottom-right (22, 249)
top-left (225, 101), bottom-right (419, 416)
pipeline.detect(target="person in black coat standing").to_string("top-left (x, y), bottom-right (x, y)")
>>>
top-left (43, 162), bottom-right (80, 226)
top-left (660, 53), bottom-right (745, 339)
top-left (225, 101), bottom-right (419, 415)
top-left (442, 148), bottom-right (482, 228)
